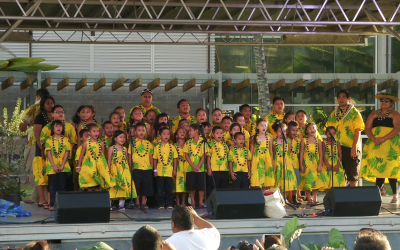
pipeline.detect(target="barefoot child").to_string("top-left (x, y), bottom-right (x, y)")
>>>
top-left (45, 120), bottom-right (72, 211)
top-left (299, 123), bottom-right (324, 204)
top-left (228, 132), bottom-right (252, 188)
top-left (272, 121), bottom-right (297, 203)
top-left (323, 126), bottom-right (346, 189)
top-left (153, 127), bottom-right (178, 209)
top-left (174, 128), bottom-right (187, 206)
top-left (250, 118), bottom-right (274, 189)
top-left (108, 130), bottom-right (137, 211)
top-left (77, 124), bottom-right (114, 191)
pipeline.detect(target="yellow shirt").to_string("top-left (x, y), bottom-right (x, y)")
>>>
top-left (245, 119), bottom-right (256, 136)
top-left (126, 104), bottom-right (161, 122)
top-left (40, 122), bottom-right (77, 146)
top-left (21, 102), bottom-right (41, 146)
top-left (225, 129), bottom-right (250, 149)
top-left (170, 115), bottom-right (198, 135)
top-left (265, 111), bottom-right (285, 138)
top-left (75, 145), bottom-right (83, 161)
top-left (228, 146), bottom-right (252, 173)
top-left (326, 105), bottom-right (365, 151)
top-left (128, 138), bottom-right (154, 170)
top-left (183, 138), bottom-right (206, 172)
top-left (45, 137), bottom-right (72, 175)
top-left (153, 142), bottom-right (178, 177)
top-left (101, 135), bottom-right (113, 153)
top-left (208, 141), bottom-right (229, 171)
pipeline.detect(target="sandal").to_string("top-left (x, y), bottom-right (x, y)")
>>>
top-left (38, 203), bottom-right (47, 207)
top-left (48, 207), bottom-right (55, 211)
top-left (43, 204), bottom-right (50, 209)
top-left (297, 197), bottom-right (305, 202)
top-left (133, 204), bottom-right (141, 209)
top-left (142, 205), bottom-right (149, 210)
top-left (24, 199), bottom-right (35, 204)
top-left (391, 198), bottom-right (398, 203)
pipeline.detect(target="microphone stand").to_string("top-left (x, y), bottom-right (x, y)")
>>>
top-left (199, 131), bottom-right (214, 207)
top-left (277, 121), bottom-right (297, 210)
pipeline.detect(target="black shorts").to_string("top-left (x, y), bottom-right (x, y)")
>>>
top-left (341, 145), bottom-right (361, 181)
top-left (232, 172), bottom-right (249, 189)
top-left (186, 172), bottom-right (205, 191)
top-left (132, 169), bottom-right (154, 196)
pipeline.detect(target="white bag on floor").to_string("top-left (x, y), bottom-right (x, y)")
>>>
top-left (264, 189), bottom-right (287, 218)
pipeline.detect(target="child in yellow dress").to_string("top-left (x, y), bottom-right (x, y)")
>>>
top-left (287, 121), bottom-right (301, 202)
top-left (77, 123), bottom-right (115, 191)
top-left (299, 123), bottom-right (324, 204)
top-left (250, 118), bottom-right (274, 189)
top-left (153, 127), bottom-right (178, 209)
top-left (228, 132), bottom-right (252, 188)
top-left (107, 130), bottom-right (137, 211)
top-left (323, 126), bottom-right (346, 189)
top-left (44, 120), bottom-right (72, 211)
top-left (174, 127), bottom-right (187, 206)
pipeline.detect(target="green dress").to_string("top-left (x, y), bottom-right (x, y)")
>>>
top-left (274, 139), bottom-right (297, 191)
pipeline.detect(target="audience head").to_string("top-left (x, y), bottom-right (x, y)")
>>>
top-left (263, 235), bottom-right (283, 249)
top-left (24, 240), bottom-right (50, 250)
top-left (131, 225), bottom-right (162, 250)
top-left (354, 234), bottom-right (391, 250)
top-left (171, 206), bottom-right (194, 233)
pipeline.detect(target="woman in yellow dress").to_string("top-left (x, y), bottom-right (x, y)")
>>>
top-left (77, 123), bottom-right (115, 191)
top-left (108, 130), bottom-right (137, 211)
top-left (250, 118), bottom-right (274, 189)
top-left (322, 126), bottom-right (346, 189)
top-left (361, 93), bottom-right (400, 203)
top-left (272, 121), bottom-right (297, 203)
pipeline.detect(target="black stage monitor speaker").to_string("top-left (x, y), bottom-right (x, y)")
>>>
top-left (55, 191), bottom-right (110, 224)
top-left (206, 188), bottom-right (265, 219)
top-left (323, 186), bottom-right (382, 216)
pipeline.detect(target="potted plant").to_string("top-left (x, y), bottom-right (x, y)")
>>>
top-left (0, 98), bottom-right (27, 205)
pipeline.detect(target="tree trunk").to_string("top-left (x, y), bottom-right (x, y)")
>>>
top-left (253, 34), bottom-right (271, 118)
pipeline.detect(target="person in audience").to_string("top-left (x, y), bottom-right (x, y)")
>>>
top-left (132, 225), bottom-right (176, 250)
top-left (170, 99), bottom-right (197, 134)
top-left (354, 233), bottom-right (391, 250)
top-left (24, 240), bottom-right (50, 250)
top-left (167, 206), bottom-right (220, 250)
top-left (263, 235), bottom-right (283, 249)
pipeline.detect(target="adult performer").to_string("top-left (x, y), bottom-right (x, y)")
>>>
top-left (19, 89), bottom-right (50, 204)
top-left (170, 99), bottom-right (197, 134)
top-left (326, 89), bottom-right (365, 187)
top-left (360, 93), bottom-right (400, 203)
top-left (264, 97), bottom-right (285, 138)
top-left (126, 89), bottom-right (161, 122)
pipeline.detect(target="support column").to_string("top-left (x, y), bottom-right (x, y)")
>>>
top-left (376, 35), bottom-right (389, 73)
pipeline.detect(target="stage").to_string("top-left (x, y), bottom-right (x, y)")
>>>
top-left (1, 194), bottom-right (400, 250)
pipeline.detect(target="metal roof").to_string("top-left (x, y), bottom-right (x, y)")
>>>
top-left (0, 0), bottom-right (399, 45)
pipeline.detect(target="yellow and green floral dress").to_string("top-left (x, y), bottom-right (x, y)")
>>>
top-left (44, 136), bottom-right (72, 175)
top-left (79, 140), bottom-right (115, 190)
top-left (274, 139), bottom-right (297, 191)
top-left (323, 140), bottom-right (346, 188)
top-left (360, 117), bottom-right (400, 181)
top-left (109, 146), bottom-right (137, 199)
top-left (251, 136), bottom-right (274, 187)
top-left (174, 143), bottom-right (187, 193)
top-left (300, 138), bottom-right (325, 191)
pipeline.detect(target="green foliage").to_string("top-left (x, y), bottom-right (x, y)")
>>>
top-left (0, 98), bottom-right (27, 196)
top-left (280, 217), bottom-right (307, 248)
top-left (0, 57), bottom-right (59, 73)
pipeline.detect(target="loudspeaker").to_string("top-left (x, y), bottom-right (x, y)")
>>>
top-left (206, 188), bottom-right (265, 219)
top-left (323, 186), bottom-right (382, 216)
top-left (55, 191), bottom-right (110, 224)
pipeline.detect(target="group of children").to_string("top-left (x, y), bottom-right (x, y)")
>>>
top-left (40, 102), bottom-right (346, 211)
